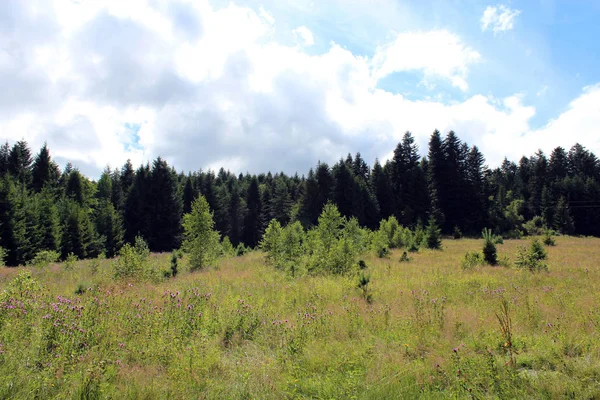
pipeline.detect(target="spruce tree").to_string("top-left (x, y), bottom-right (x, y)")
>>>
top-left (243, 176), bottom-right (262, 247)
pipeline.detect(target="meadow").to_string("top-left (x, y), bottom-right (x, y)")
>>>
top-left (1, 236), bottom-right (599, 399)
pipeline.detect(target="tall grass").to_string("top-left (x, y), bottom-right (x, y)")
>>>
top-left (0, 237), bottom-right (599, 398)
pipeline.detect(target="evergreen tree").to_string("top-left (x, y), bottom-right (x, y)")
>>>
top-left (97, 167), bottom-right (113, 201)
top-left (31, 143), bottom-right (60, 192)
top-left (146, 157), bottom-right (182, 252)
top-left (182, 195), bottom-right (220, 271)
top-left (243, 177), bottom-right (262, 247)
top-left (371, 159), bottom-right (395, 219)
top-left (270, 178), bottom-right (292, 225)
top-left (124, 164), bottom-right (151, 244)
top-left (423, 216), bottom-right (442, 250)
top-left (8, 140), bottom-right (33, 185)
top-left (95, 199), bottom-right (124, 257)
top-left (37, 189), bottom-right (62, 252)
top-left (0, 142), bottom-right (10, 175)
top-left (182, 174), bottom-right (198, 215)
top-left (298, 168), bottom-right (320, 228)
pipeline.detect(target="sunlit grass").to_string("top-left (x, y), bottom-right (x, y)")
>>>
top-left (1, 236), bottom-right (599, 398)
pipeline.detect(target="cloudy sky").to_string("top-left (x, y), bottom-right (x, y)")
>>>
top-left (1, 0), bottom-right (599, 177)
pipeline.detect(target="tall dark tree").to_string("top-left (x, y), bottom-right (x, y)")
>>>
top-left (32, 143), bottom-right (60, 192)
top-left (8, 140), bottom-right (33, 185)
top-left (243, 177), bottom-right (262, 247)
top-left (146, 157), bottom-right (182, 252)
top-left (371, 159), bottom-right (395, 220)
top-left (0, 142), bottom-right (10, 175)
top-left (298, 168), bottom-right (320, 228)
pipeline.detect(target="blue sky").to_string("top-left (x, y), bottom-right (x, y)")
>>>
top-left (0, 0), bottom-right (599, 177)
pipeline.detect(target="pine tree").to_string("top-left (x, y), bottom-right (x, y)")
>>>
top-left (0, 142), bottom-right (10, 175)
top-left (8, 140), bottom-right (33, 185)
top-left (31, 143), bottom-right (58, 192)
top-left (182, 195), bottom-right (220, 271)
top-left (423, 216), bottom-right (442, 250)
top-left (243, 177), bottom-right (262, 247)
top-left (97, 167), bottom-right (113, 201)
top-left (146, 157), bottom-right (182, 252)
top-left (371, 160), bottom-right (395, 219)
top-left (95, 199), bottom-right (124, 257)
top-left (37, 189), bottom-right (62, 252)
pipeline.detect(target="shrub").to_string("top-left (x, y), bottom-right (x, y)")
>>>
top-left (514, 239), bottom-right (548, 272)
top-left (423, 216), bottom-right (442, 250)
top-left (461, 251), bottom-right (484, 270)
top-left (399, 251), bottom-right (411, 263)
top-left (0, 246), bottom-right (6, 267)
top-left (523, 216), bottom-right (545, 236)
top-left (482, 228), bottom-right (498, 265)
top-left (182, 195), bottom-right (221, 272)
top-left (453, 226), bottom-right (462, 239)
top-left (112, 236), bottom-right (160, 281)
top-left (543, 229), bottom-right (556, 246)
top-left (357, 271), bottom-right (373, 304)
top-left (64, 252), bottom-right (78, 271)
top-left (30, 250), bottom-right (60, 269)
top-left (221, 236), bottom-right (236, 257)
top-left (492, 235), bottom-right (504, 245)
top-left (170, 251), bottom-right (179, 278)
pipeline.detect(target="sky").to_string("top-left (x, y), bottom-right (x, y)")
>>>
top-left (1, 0), bottom-right (599, 178)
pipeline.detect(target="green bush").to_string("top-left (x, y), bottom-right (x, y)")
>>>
top-left (453, 226), bottom-right (462, 239)
top-left (112, 236), bottom-right (160, 281)
top-left (523, 216), bottom-right (545, 236)
top-left (515, 239), bottom-right (548, 272)
top-left (30, 250), bottom-right (60, 269)
top-left (543, 229), bottom-right (556, 246)
top-left (0, 246), bottom-right (6, 267)
top-left (461, 251), bottom-right (484, 270)
top-left (482, 228), bottom-right (498, 265)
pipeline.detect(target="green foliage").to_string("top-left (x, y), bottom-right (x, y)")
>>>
top-left (357, 271), bottom-right (373, 304)
top-left (0, 246), bottom-right (6, 266)
top-left (523, 216), bottom-right (545, 236)
top-left (0, 271), bottom-right (42, 302)
top-left (221, 236), bottom-right (236, 257)
top-left (64, 252), bottom-right (78, 271)
top-left (543, 229), bottom-right (556, 246)
top-left (182, 195), bottom-right (221, 272)
top-left (399, 251), bottom-right (411, 262)
top-left (453, 226), bottom-right (462, 239)
top-left (423, 216), bottom-right (442, 250)
top-left (515, 239), bottom-right (548, 272)
top-left (461, 250), bottom-right (484, 270)
top-left (482, 228), bottom-right (498, 265)
top-left (112, 236), bottom-right (160, 280)
top-left (170, 251), bottom-right (179, 278)
top-left (30, 250), bottom-right (60, 269)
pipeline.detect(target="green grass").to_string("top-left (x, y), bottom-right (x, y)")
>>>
top-left (1, 237), bottom-right (600, 398)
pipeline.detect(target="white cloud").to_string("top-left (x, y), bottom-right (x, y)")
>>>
top-left (371, 30), bottom-right (481, 91)
top-left (481, 5), bottom-right (521, 35)
top-left (293, 25), bottom-right (314, 46)
top-left (0, 0), bottom-right (598, 178)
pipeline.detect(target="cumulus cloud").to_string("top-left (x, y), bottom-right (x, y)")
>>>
top-left (481, 4), bottom-right (522, 35)
top-left (0, 0), bottom-right (597, 178)
top-left (371, 30), bottom-right (481, 91)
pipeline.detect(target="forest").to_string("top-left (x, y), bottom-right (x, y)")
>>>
top-left (1, 129), bottom-right (599, 266)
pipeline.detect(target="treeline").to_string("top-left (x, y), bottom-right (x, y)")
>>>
top-left (1, 130), bottom-right (599, 266)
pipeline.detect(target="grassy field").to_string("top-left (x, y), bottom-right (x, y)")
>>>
top-left (1, 237), bottom-right (600, 399)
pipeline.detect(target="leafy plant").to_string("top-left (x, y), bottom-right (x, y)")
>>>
top-left (543, 229), bottom-right (556, 246)
top-left (30, 250), bottom-right (60, 269)
top-left (461, 251), bottom-right (484, 270)
top-left (514, 239), bottom-right (548, 272)
top-left (182, 195), bottom-right (221, 272)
